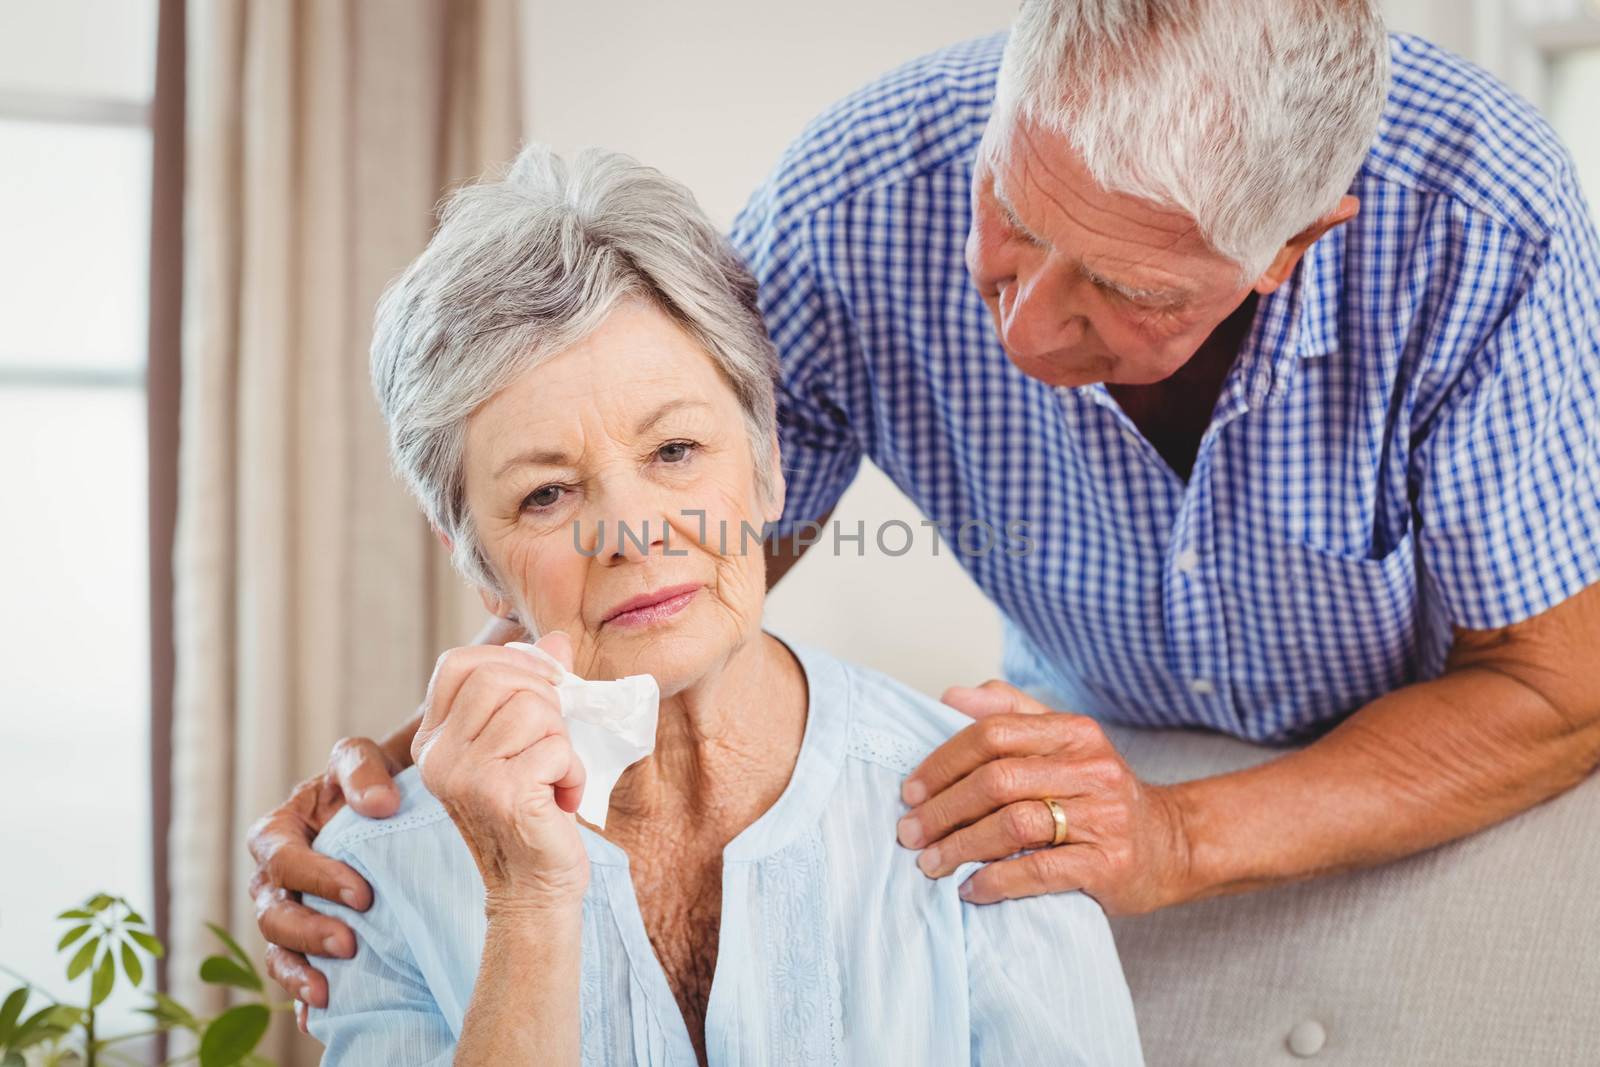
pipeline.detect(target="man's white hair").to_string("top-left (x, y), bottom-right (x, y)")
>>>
top-left (993, 0), bottom-right (1390, 280)
top-left (370, 144), bottom-right (780, 592)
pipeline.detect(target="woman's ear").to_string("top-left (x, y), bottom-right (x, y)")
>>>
top-left (477, 585), bottom-right (519, 622)
top-left (441, 525), bottom-right (516, 622)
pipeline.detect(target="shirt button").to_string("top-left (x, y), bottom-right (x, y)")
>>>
top-left (1288, 1019), bottom-right (1326, 1057)
top-left (1176, 547), bottom-right (1201, 574)
top-left (1189, 678), bottom-right (1215, 697)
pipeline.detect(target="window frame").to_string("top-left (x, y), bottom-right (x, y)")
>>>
top-left (1465, 0), bottom-right (1600, 109)
top-left (145, 0), bottom-right (184, 1014)
top-left (0, 91), bottom-right (153, 389)
top-left (0, 0), bottom-right (182, 1019)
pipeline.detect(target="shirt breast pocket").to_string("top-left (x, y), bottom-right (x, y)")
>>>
top-left (1286, 526), bottom-right (1422, 710)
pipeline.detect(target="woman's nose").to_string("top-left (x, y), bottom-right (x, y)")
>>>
top-left (591, 483), bottom-right (671, 564)
top-left (605, 515), bottom-right (668, 563)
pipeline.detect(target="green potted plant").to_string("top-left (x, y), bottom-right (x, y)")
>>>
top-left (0, 893), bottom-right (290, 1067)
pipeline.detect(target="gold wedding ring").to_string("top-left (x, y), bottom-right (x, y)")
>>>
top-left (1042, 797), bottom-right (1069, 847)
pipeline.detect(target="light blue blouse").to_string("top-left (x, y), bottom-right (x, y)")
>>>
top-left (307, 632), bottom-right (1144, 1065)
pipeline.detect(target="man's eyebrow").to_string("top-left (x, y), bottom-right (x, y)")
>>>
top-left (1080, 262), bottom-right (1192, 307)
top-left (992, 180), bottom-right (1050, 247)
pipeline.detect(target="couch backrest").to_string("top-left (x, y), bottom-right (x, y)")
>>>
top-left (1102, 723), bottom-right (1600, 1066)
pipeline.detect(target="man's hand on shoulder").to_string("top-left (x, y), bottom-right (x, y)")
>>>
top-left (249, 735), bottom-right (406, 1030)
top-left (249, 612), bottom-right (526, 1031)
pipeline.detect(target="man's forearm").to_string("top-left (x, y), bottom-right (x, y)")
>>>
top-left (764, 508), bottom-right (834, 591)
top-left (380, 615), bottom-right (532, 770)
top-left (378, 712), bottom-right (423, 770)
top-left (1168, 666), bottom-right (1600, 903)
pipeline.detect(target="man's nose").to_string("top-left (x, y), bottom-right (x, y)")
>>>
top-left (998, 269), bottom-right (1085, 359)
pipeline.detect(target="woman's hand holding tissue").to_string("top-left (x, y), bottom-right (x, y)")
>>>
top-left (414, 632), bottom-right (591, 914)
top-left (896, 680), bottom-right (1195, 917)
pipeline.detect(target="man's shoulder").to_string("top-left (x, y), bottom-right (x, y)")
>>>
top-left (744, 33), bottom-right (1004, 227)
top-left (313, 766), bottom-right (455, 862)
top-left (1367, 33), bottom-right (1584, 242)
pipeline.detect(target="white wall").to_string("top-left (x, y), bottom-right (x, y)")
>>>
top-left (520, 0), bottom-right (1016, 696)
top-left (1383, 0), bottom-right (1479, 56)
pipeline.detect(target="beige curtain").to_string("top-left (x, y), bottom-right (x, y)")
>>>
top-left (171, 1), bottom-right (520, 1061)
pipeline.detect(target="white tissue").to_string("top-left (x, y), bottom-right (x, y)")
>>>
top-left (506, 641), bottom-right (660, 829)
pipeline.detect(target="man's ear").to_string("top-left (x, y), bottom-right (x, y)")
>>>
top-left (1253, 195), bottom-right (1360, 296)
top-left (762, 432), bottom-right (787, 526)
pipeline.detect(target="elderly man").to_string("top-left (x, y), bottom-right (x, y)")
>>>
top-left (252, 0), bottom-right (1600, 1023)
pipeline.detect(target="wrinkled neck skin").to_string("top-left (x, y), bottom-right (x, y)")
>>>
top-left (593, 629), bottom-right (808, 856)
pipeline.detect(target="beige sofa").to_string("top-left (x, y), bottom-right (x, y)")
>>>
top-left (1101, 722), bottom-right (1600, 1066)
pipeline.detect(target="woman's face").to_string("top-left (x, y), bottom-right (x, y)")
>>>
top-left (460, 299), bottom-right (782, 692)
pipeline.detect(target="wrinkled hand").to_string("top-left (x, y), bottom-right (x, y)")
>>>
top-left (415, 632), bottom-right (590, 912)
top-left (896, 680), bottom-right (1193, 916)
top-left (249, 613), bottom-right (526, 1031)
top-left (248, 735), bottom-right (405, 1031)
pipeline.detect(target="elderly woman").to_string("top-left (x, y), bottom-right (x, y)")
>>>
top-left (304, 143), bottom-right (1143, 1065)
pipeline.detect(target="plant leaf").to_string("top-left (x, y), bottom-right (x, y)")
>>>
top-left (66, 935), bottom-right (99, 980)
top-left (126, 929), bottom-right (165, 958)
top-left (198, 956), bottom-right (262, 993)
top-left (120, 941), bottom-right (144, 987)
top-left (198, 1003), bottom-right (270, 1067)
top-left (124, 909), bottom-right (147, 928)
top-left (90, 950), bottom-right (116, 1008)
top-left (44, 1005), bottom-right (83, 1029)
top-left (87, 893), bottom-right (115, 913)
top-left (57, 924), bottom-right (92, 952)
top-left (9, 1005), bottom-right (68, 1051)
top-left (0, 986), bottom-right (28, 1043)
top-left (137, 991), bottom-right (199, 1032)
top-left (55, 909), bottom-right (94, 922)
top-left (14, 1023), bottom-right (71, 1052)
top-left (204, 923), bottom-right (257, 975)
top-left (1, 1050), bottom-right (23, 1067)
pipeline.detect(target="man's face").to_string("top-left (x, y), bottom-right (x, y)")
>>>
top-left (966, 113), bottom-right (1258, 388)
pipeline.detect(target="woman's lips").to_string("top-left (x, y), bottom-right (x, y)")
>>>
top-left (602, 583), bottom-right (702, 629)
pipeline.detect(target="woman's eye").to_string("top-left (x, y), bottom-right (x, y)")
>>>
top-left (657, 440), bottom-right (696, 464)
top-left (522, 485), bottom-right (564, 511)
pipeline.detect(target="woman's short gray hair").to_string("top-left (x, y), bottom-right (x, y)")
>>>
top-left (371, 144), bottom-right (780, 590)
top-left (993, 0), bottom-right (1390, 281)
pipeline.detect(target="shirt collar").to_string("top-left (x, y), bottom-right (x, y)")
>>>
top-left (1234, 226), bottom-right (1343, 406)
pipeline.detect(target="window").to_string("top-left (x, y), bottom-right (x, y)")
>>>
top-left (0, 0), bottom-right (159, 1037)
top-left (1491, 0), bottom-right (1600, 221)
top-left (1384, 2), bottom-right (1600, 221)
top-left (1546, 38), bottom-right (1600, 218)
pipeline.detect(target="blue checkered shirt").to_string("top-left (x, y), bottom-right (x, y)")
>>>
top-left (730, 33), bottom-right (1600, 744)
